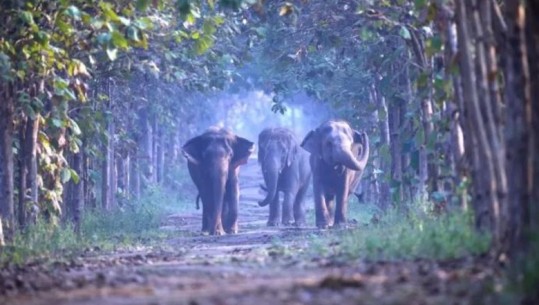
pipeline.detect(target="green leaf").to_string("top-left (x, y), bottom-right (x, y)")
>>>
top-left (52, 118), bottom-right (63, 128)
top-left (111, 31), bottom-right (128, 49)
top-left (61, 168), bottom-right (71, 183)
top-left (399, 26), bottom-right (411, 40)
top-left (70, 169), bottom-right (80, 184)
top-left (96, 32), bottom-right (111, 45)
top-left (136, 0), bottom-right (150, 11)
top-left (99, 2), bottom-right (121, 22)
top-left (65, 5), bottom-right (81, 20)
top-left (415, 0), bottom-right (427, 9)
top-left (135, 17), bottom-right (153, 30)
top-left (19, 11), bottom-right (34, 25)
top-left (126, 26), bottom-right (140, 41)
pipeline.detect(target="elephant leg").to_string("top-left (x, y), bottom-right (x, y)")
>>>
top-left (281, 191), bottom-right (294, 225)
top-left (325, 194), bottom-right (336, 227)
top-left (201, 199), bottom-right (210, 233)
top-left (313, 179), bottom-right (330, 229)
top-left (293, 185), bottom-right (308, 227)
top-left (267, 193), bottom-right (281, 226)
top-left (334, 177), bottom-right (350, 226)
top-left (223, 171), bottom-right (239, 234)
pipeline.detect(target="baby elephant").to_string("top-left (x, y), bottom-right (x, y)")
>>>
top-left (258, 127), bottom-right (312, 227)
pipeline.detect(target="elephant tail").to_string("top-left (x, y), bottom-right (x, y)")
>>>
top-left (196, 194), bottom-right (201, 210)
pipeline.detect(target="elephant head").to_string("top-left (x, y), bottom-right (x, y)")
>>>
top-left (257, 128), bottom-right (298, 207)
top-left (301, 120), bottom-right (369, 172)
top-left (182, 127), bottom-right (254, 235)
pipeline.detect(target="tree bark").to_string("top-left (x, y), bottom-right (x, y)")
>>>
top-left (371, 84), bottom-right (391, 210)
top-left (70, 152), bottom-right (84, 233)
top-left (455, 0), bottom-right (498, 235)
top-left (388, 98), bottom-right (403, 205)
top-left (0, 83), bottom-right (15, 238)
top-left (18, 117), bottom-right (28, 228)
top-left (504, 1), bottom-right (532, 256)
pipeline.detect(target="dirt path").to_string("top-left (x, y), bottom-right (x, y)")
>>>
top-left (0, 159), bottom-right (498, 305)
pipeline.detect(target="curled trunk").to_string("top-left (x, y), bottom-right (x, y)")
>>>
top-left (336, 135), bottom-right (369, 171)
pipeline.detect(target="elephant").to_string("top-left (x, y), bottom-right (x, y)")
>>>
top-left (301, 120), bottom-right (369, 229)
top-left (258, 127), bottom-right (312, 227)
top-left (182, 127), bottom-right (254, 235)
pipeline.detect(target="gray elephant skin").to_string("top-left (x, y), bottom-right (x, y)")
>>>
top-left (182, 127), bottom-right (254, 235)
top-left (258, 127), bottom-right (312, 227)
top-left (301, 120), bottom-right (369, 229)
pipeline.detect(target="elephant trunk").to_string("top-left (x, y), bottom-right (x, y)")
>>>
top-left (209, 167), bottom-right (227, 234)
top-left (259, 159), bottom-right (279, 207)
top-left (336, 140), bottom-right (368, 172)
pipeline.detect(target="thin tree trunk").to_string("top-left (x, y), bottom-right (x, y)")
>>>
top-left (388, 97), bottom-right (403, 206)
top-left (70, 152), bottom-right (84, 233)
top-left (473, 0), bottom-right (508, 246)
top-left (456, 0), bottom-right (499, 237)
top-left (371, 84), bottom-right (391, 210)
top-left (101, 132), bottom-right (111, 210)
top-left (0, 217), bottom-right (4, 247)
top-left (0, 83), bottom-right (15, 238)
top-left (504, 1), bottom-right (532, 255)
top-left (139, 110), bottom-right (154, 186)
top-left (18, 117), bottom-right (28, 228)
top-left (527, 0), bottom-right (539, 245)
top-left (156, 126), bottom-right (165, 184)
top-left (26, 116), bottom-right (39, 222)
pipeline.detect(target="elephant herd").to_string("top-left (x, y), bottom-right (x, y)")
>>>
top-left (182, 120), bottom-right (370, 235)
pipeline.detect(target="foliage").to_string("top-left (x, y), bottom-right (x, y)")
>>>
top-left (0, 185), bottom-right (186, 265)
top-left (309, 204), bottom-right (490, 261)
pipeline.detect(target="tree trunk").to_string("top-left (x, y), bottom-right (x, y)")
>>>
top-left (504, 1), bottom-right (532, 256)
top-left (25, 116), bottom-right (39, 222)
top-left (527, 0), bottom-right (539, 246)
top-left (18, 117), bottom-right (28, 229)
top-left (139, 110), bottom-right (154, 186)
top-left (0, 217), bottom-right (4, 247)
top-left (70, 152), bottom-right (84, 233)
top-left (0, 83), bottom-right (15, 238)
top-left (371, 84), bottom-right (390, 210)
top-left (388, 97), bottom-right (403, 206)
top-left (101, 132), bottom-right (111, 210)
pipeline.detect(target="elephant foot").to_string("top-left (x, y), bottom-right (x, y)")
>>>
top-left (330, 222), bottom-right (349, 230)
top-left (201, 230), bottom-right (210, 236)
top-left (282, 219), bottom-right (293, 226)
top-left (316, 224), bottom-right (329, 230)
top-left (225, 227), bottom-right (238, 234)
top-left (293, 220), bottom-right (305, 228)
top-left (267, 220), bottom-right (280, 227)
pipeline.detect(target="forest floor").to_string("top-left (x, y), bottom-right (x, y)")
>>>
top-left (0, 160), bottom-right (505, 305)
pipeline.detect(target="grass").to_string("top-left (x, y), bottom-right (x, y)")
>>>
top-left (307, 200), bottom-right (491, 261)
top-left (0, 185), bottom-right (189, 265)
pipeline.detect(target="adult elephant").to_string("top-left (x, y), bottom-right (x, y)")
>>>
top-left (301, 120), bottom-right (369, 229)
top-left (258, 128), bottom-right (311, 227)
top-left (182, 127), bottom-right (254, 235)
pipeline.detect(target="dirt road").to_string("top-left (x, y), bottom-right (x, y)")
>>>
top-left (0, 159), bottom-right (499, 305)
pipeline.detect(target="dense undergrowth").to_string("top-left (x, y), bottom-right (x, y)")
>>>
top-left (0, 185), bottom-right (188, 265)
top-left (308, 200), bottom-right (491, 261)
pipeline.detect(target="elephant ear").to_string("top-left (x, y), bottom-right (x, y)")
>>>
top-left (232, 136), bottom-right (254, 168)
top-left (182, 135), bottom-right (206, 165)
top-left (301, 129), bottom-right (320, 155)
